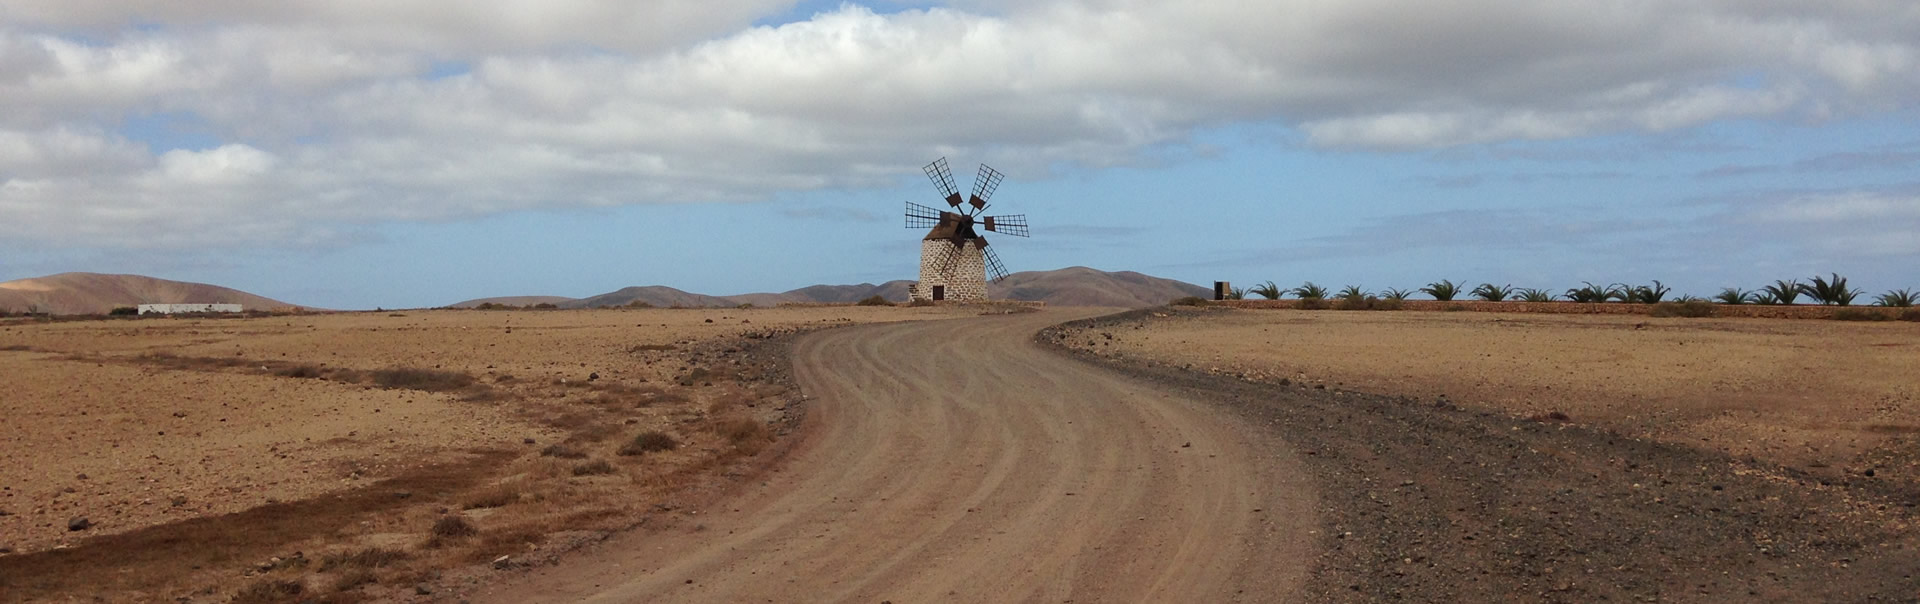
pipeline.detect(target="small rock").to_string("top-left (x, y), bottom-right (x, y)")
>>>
top-left (492, 555), bottom-right (512, 570)
top-left (169, 496), bottom-right (188, 507)
top-left (589, 372), bottom-right (600, 381)
top-left (1181, 442), bottom-right (1192, 448)
top-left (75, 474), bottom-right (88, 480)
top-left (394, 491), bottom-right (412, 499)
top-left (415, 585), bottom-right (434, 595)
top-left (172, 412), bottom-right (186, 418)
top-left (704, 319), bottom-right (713, 323)
top-left (67, 517), bottom-right (91, 531)
top-left (523, 438), bottom-right (537, 444)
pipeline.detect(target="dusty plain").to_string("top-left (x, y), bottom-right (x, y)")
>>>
top-left (0, 305), bottom-right (977, 602)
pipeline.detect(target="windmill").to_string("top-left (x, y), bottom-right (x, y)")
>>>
top-left (904, 158), bottom-right (1029, 302)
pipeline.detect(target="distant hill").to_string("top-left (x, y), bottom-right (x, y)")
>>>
top-left (0, 272), bottom-right (302, 315)
top-left (990, 266), bottom-right (1210, 307)
top-left (449, 268), bottom-right (1205, 309)
top-left (563, 286), bottom-right (738, 309)
top-left (447, 296), bottom-right (578, 309)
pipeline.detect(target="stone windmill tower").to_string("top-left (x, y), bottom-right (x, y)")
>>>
top-left (904, 158), bottom-right (1028, 302)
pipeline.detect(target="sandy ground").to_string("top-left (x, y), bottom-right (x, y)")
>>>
top-left (474, 309), bottom-right (1315, 603)
top-left (1059, 308), bottom-right (1920, 477)
top-left (0, 306), bottom-right (975, 602)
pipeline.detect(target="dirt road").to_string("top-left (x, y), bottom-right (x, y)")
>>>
top-left (478, 310), bottom-right (1315, 603)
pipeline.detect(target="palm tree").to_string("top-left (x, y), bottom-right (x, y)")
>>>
top-left (1421, 279), bottom-right (1463, 301)
top-left (1623, 280), bottom-right (1670, 304)
top-left (1514, 288), bottom-right (1556, 302)
top-left (1565, 282), bottom-right (1618, 303)
top-left (1470, 283), bottom-right (1514, 301)
top-left (1874, 288), bottom-right (1917, 307)
top-left (1714, 287), bottom-right (1757, 305)
top-left (1249, 281), bottom-right (1284, 300)
top-left (1380, 288), bottom-right (1414, 301)
top-left (1337, 285), bottom-right (1368, 299)
top-left (1802, 273), bottom-right (1860, 306)
top-left (1292, 281), bottom-right (1329, 300)
top-left (1761, 279), bottom-right (1802, 305)
top-left (1227, 286), bottom-right (1248, 300)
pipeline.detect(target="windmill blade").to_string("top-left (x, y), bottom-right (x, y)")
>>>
top-left (923, 157), bottom-right (963, 207)
top-left (982, 245), bottom-right (1010, 282)
top-left (967, 164), bottom-right (1003, 212)
top-left (981, 214), bottom-right (1028, 237)
top-left (905, 201), bottom-right (945, 228)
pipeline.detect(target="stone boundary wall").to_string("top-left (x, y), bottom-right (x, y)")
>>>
top-left (1213, 298), bottom-right (1916, 320)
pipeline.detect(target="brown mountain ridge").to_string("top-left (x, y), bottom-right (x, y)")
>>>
top-left (449, 267), bottom-right (1208, 309)
top-left (0, 273), bottom-right (301, 315)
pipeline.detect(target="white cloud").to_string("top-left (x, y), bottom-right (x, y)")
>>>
top-left (0, 0), bottom-right (1916, 248)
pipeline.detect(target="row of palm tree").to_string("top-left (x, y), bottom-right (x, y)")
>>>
top-left (1233, 274), bottom-right (1916, 307)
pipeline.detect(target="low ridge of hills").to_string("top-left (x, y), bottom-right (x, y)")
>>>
top-left (0, 272), bottom-right (300, 315)
top-left (448, 267), bottom-right (1208, 309)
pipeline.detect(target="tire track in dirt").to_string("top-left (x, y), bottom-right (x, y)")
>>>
top-left (477, 310), bottom-right (1315, 603)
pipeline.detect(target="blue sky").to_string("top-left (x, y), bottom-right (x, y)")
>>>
top-left (1, 1), bottom-right (1916, 309)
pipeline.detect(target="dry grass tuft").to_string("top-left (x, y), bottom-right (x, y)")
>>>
top-left (431, 515), bottom-right (478, 538)
top-left (1529, 410), bottom-right (1573, 423)
top-left (539, 443), bottom-right (588, 459)
top-left (332, 568), bottom-right (379, 592)
top-left (710, 415), bottom-right (770, 446)
top-left (571, 460), bottom-right (616, 476)
top-left (619, 431), bottom-right (679, 456)
top-left (231, 579), bottom-right (305, 604)
top-left (319, 547), bottom-right (408, 571)
top-left (462, 485), bottom-right (521, 510)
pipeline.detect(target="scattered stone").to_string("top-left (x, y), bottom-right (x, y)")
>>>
top-left (492, 554), bottom-right (512, 570)
top-left (394, 490), bottom-right (413, 499)
top-left (169, 496), bottom-right (188, 507)
top-left (523, 438), bottom-right (537, 444)
top-left (589, 372), bottom-right (600, 381)
top-left (75, 474), bottom-right (88, 480)
top-left (415, 584), bottom-right (433, 595)
top-left (67, 517), bottom-right (91, 531)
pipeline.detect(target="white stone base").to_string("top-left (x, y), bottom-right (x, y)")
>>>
top-left (909, 239), bottom-right (988, 302)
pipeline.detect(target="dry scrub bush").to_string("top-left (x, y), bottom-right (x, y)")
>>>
top-left (1650, 301), bottom-right (1715, 318)
top-left (431, 516), bottom-right (478, 538)
top-left (333, 568), bottom-right (378, 592)
top-left (1902, 309), bottom-right (1920, 322)
top-left (539, 444), bottom-right (588, 459)
top-left (571, 460), bottom-right (617, 476)
top-left (1169, 296), bottom-right (1208, 306)
top-left (620, 431), bottom-right (680, 456)
top-left (1832, 309), bottom-right (1892, 322)
top-left (856, 295), bottom-right (893, 306)
top-left (908, 299), bottom-right (937, 307)
top-left (231, 579), bottom-right (305, 604)
top-left (371, 368), bottom-right (476, 392)
top-left (319, 547), bottom-right (407, 571)
top-left (462, 486), bottom-right (521, 510)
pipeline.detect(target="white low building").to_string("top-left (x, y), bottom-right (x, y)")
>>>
top-left (137, 303), bottom-right (243, 314)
